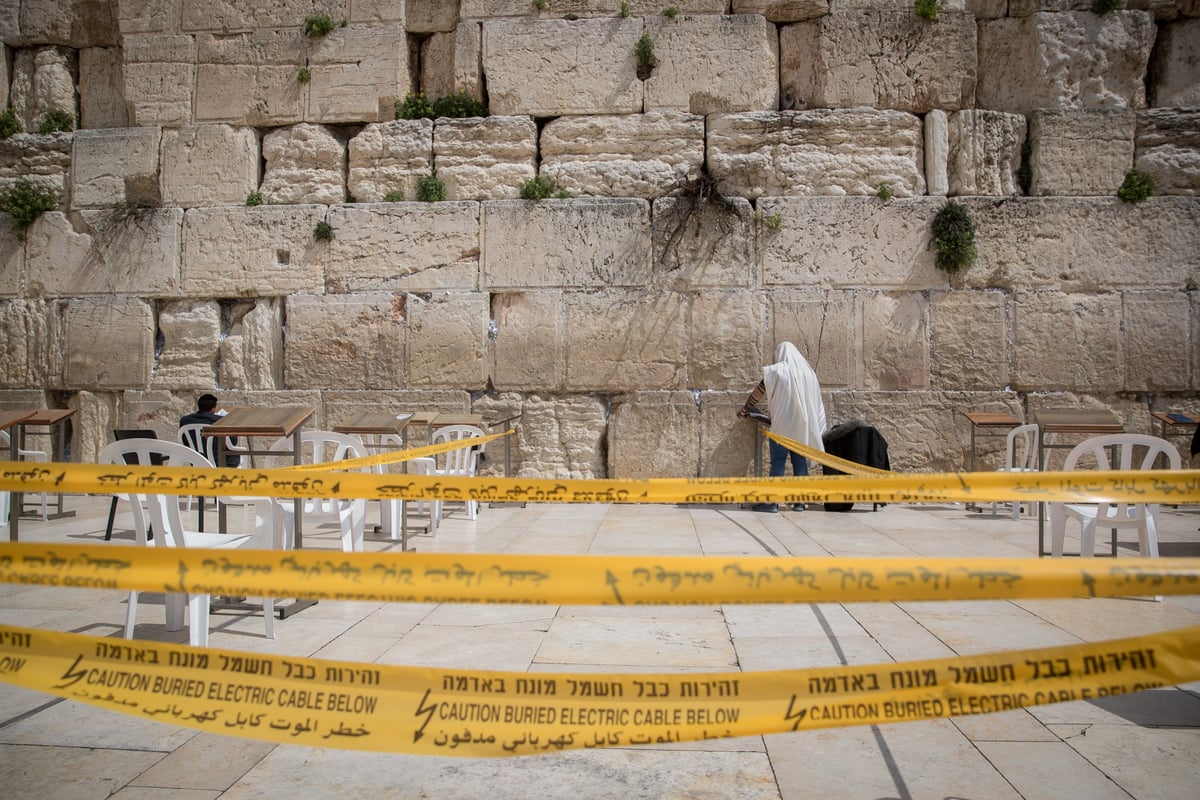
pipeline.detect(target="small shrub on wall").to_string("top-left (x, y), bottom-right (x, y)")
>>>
top-left (931, 201), bottom-right (977, 275)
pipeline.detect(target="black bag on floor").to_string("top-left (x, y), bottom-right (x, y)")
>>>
top-left (821, 420), bottom-right (890, 512)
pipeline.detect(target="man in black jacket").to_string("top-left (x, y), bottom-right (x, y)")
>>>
top-left (179, 394), bottom-right (239, 467)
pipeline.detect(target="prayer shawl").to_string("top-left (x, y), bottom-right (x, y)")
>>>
top-left (763, 342), bottom-right (827, 452)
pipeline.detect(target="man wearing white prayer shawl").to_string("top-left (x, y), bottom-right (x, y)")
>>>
top-left (737, 342), bottom-right (827, 513)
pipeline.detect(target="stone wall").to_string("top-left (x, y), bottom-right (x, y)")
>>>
top-left (1, 0), bottom-right (1198, 478)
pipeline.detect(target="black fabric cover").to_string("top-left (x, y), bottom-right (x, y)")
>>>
top-left (821, 420), bottom-right (890, 512)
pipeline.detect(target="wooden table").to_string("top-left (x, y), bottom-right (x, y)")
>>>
top-left (19, 408), bottom-right (77, 520)
top-left (962, 411), bottom-right (1022, 472)
top-left (1, 410), bottom-right (36, 542)
top-left (1150, 411), bottom-right (1198, 443)
top-left (333, 412), bottom-right (419, 545)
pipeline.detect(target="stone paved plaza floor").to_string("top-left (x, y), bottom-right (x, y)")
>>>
top-left (2, 493), bottom-right (1199, 799)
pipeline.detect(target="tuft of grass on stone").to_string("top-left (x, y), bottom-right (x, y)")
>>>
top-left (876, 183), bottom-right (893, 202)
top-left (245, 191), bottom-right (263, 206)
top-left (297, 67), bottom-right (311, 83)
top-left (314, 220), bottom-right (334, 241)
top-left (914, 0), bottom-right (939, 21)
top-left (304, 13), bottom-right (337, 37)
top-left (37, 107), bottom-right (75, 134)
top-left (1116, 169), bottom-right (1154, 204)
top-left (0, 109), bottom-right (20, 139)
top-left (0, 178), bottom-right (56, 240)
top-left (931, 201), bottom-right (977, 274)
top-left (384, 190), bottom-right (404, 202)
top-left (416, 172), bottom-right (446, 202)
top-left (520, 175), bottom-right (572, 200)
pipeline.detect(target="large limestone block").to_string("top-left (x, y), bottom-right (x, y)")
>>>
top-left (0, 300), bottom-right (64, 389)
top-left (1007, 0), bottom-right (1185, 17)
top-left (0, 224), bottom-right (21, 297)
top-left (1029, 109), bottom-right (1136, 196)
top-left (65, 297), bottom-right (154, 389)
top-left (781, 12), bottom-right (976, 113)
top-left (219, 299), bottom-right (284, 390)
top-left (564, 290), bottom-right (687, 390)
top-left (768, 290), bottom-right (856, 388)
top-left (407, 292), bottom-right (489, 388)
top-left (160, 125), bottom-right (259, 207)
top-left (976, 12), bottom-right (1155, 115)
top-left (491, 291), bottom-right (564, 390)
top-left (473, 392), bottom-right (608, 479)
top-left (18, 0), bottom-right (118, 47)
top-left (181, 205), bottom-right (328, 296)
top-left (79, 48), bottom-right (128, 129)
top-left (408, 0), bottom-right (459, 33)
top-left (644, 15), bottom-right (779, 114)
top-left (483, 199), bottom-right (651, 288)
top-left (1151, 19), bottom-right (1200, 108)
top-left (1123, 291), bottom-right (1191, 391)
top-left (0, 45), bottom-right (8, 111)
top-left (924, 109), bottom-right (949, 197)
top-left (930, 290), bottom-right (1008, 391)
top-left (541, 112), bottom-right (705, 199)
top-left (862, 291), bottom-right (930, 391)
top-left (0, 4), bottom-right (17, 43)
top-left (434, 116), bottom-right (537, 200)
top-left (1012, 291), bottom-right (1121, 392)
top-left (25, 209), bottom-right (182, 296)
top-left (0, 132), bottom-right (74, 206)
top-left (652, 195), bottom-right (756, 288)
top-left (1135, 109), bottom-right (1200, 197)
top-left (731, 1), bottom-right (829, 22)
top-left (261, 124), bottom-right (347, 205)
top-left (463, 1), bottom-right (728, 18)
top-left (608, 391), bottom-right (701, 479)
top-left (10, 46), bottom-right (78, 134)
top-left (698, 390), bottom-right (757, 479)
top-left (180, 0), bottom-right (351, 32)
top-left (116, 0), bottom-right (178, 35)
top-left (961, 197), bottom-right (1200, 291)
top-left (123, 35), bottom-right (196, 126)
top-left (347, 119), bottom-right (434, 202)
top-left (688, 291), bottom-right (765, 389)
top-left (483, 18), bottom-right (643, 116)
top-left (947, 110), bottom-right (1027, 197)
top-left (707, 110), bottom-right (926, 198)
top-left (150, 301), bottom-right (221, 390)
top-left (421, 23), bottom-right (484, 102)
top-left (194, 31), bottom-right (307, 125)
top-left (284, 294), bottom-right (405, 389)
top-left (71, 127), bottom-right (162, 209)
top-left (759, 197), bottom-right (945, 288)
top-left (306, 24), bottom-right (409, 123)
top-left (325, 203), bottom-right (480, 292)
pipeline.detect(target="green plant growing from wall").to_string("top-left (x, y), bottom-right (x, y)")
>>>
top-left (755, 211), bottom-right (783, 232)
top-left (297, 67), bottom-right (311, 83)
top-left (245, 191), bottom-right (263, 206)
top-left (1117, 169), bottom-right (1154, 203)
top-left (1090, 0), bottom-right (1121, 14)
top-left (0, 109), bottom-right (19, 139)
top-left (0, 178), bottom-right (56, 239)
top-left (520, 175), bottom-right (571, 200)
top-left (384, 190), bottom-right (404, 202)
top-left (37, 108), bottom-right (75, 133)
top-left (663, 6), bottom-right (678, 18)
top-left (876, 182), bottom-right (893, 201)
top-left (396, 91), bottom-right (487, 120)
top-left (931, 201), bottom-right (977, 274)
top-left (914, 0), bottom-right (939, 21)
top-left (314, 220), bottom-right (334, 241)
top-left (417, 172), bottom-right (446, 202)
top-left (396, 92), bottom-right (433, 120)
top-left (619, 1), bottom-right (630, 17)
top-left (303, 13), bottom-right (343, 37)
top-left (635, 33), bottom-right (657, 80)
top-left (534, 0), bottom-right (547, 9)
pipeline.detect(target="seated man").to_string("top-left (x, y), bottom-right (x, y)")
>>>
top-left (179, 393), bottom-right (240, 467)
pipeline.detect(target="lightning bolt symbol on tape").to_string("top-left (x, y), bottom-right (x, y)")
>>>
top-left (413, 688), bottom-right (436, 743)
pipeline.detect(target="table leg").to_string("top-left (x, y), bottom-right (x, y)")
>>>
top-left (7, 427), bottom-right (19, 542)
top-left (292, 427), bottom-right (303, 548)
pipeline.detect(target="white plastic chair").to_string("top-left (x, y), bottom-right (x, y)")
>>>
top-left (429, 424), bottom-right (485, 526)
top-left (177, 423), bottom-right (248, 514)
top-left (99, 439), bottom-right (274, 647)
top-left (0, 429), bottom-right (48, 519)
top-left (990, 423), bottom-right (1038, 520)
top-left (266, 431), bottom-right (369, 553)
top-left (379, 450), bottom-right (437, 540)
top-left (1049, 434), bottom-right (1181, 563)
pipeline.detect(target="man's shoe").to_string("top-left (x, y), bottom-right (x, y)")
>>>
top-left (793, 503), bottom-right (805, 512)
top-left (751, 503), bottom-right (778, 513)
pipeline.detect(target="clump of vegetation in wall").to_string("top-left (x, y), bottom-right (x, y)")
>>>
top-left (755, 211), bottom-right (783, 232)
top-left (619, 1), bottom-right (630, 17)
top-left (663, 6), bottom-right (679, 18)
top-left (931, 201), bottom-right (977, 274)
top-left (417, 172), bottom-right (446, 202)
top-left (635, 33), bottom-right (657, 80)
top-left (395, 91), bottom-right (488, 120)
top-left (914, 0), bottom-right (939, 21)
top-left (245, 191), bottom-right (263, 206)
top-left (1116, 169), bottom-right (1154, 204)
top-left (297, 66), bottom-right (311, 83)
top-left (520, 175), bottom-right (571, 200)
top-left (384, 190), bottom-right (404, 202)
top-left (1090, 0), bottom-right (1121, 14)
top-left (0, 178), bottom-right (56, 239)
top-left (0, 109), bottom-right (20, 138)
top-left (396, 92), bottom-right (433, 120)
top-left (534, 0), bottom-right (547, 10)
top-left (876, 182), bottom-right (893, 202)
top-left (304, 13), bottom-right (344, 37)
top-left (314, 220), bottom-right (334, 241)
top-left (37, 108), bottom-right (75, 134)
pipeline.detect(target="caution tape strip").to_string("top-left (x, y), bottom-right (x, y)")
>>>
top-left (1, 622), bottom-right (1196, 756)
top-left (285, 429), bottom-right (514, 473)
top-left (765, 432), bottom-right (891, 476)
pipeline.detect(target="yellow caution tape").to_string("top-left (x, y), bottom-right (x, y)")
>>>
top-left (3, 544), bottom-right (1199, 604)
top-left (765, 431), bottom-right (892, 476)
top-left (286, 428), bottom-right (514, 473)
top-left (1, 622), bottom-right (1196, 756)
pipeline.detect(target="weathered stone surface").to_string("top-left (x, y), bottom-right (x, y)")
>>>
top-left (347, 119), bottom-right (434, 203)
top-left (609, 390), bottom-right (700, 479)
top-left (564, 290), bottom-right (687, 390)
top-left (179, 0), bottom-right (351, 32)
top-left (1007, 0), bottom-right (1184, 17)
top-left (930, 290), bottom-right (1009, 391)
top-left (707, 110), bottom-right (926, 199)
top-left (181, 205), bottom-right (327, 296)
top-left (760, 197), bottom-right (945, 288)
top-left (306, 24), bottom-right (409, 123)
top-left (1135, 109), bottom-right (1200, 197)
top-left (862, 291), bottom-right (930, 391)
top-left (10, 46), bottom-right (77, 135)
top-left (0, 225), bottom-right (21, 297)
top-left (115, 0), bottom-right (177, 36)
top-left (699, 390), bottom-right (758, 479)
top-left (689, 291), bottom-right (766, 388)
top-left (421, 23), bottom-right (484, 102)
top-left (1012, 291), bottom-right (1121, 392)
top-left (326, 202), bottom-right (480, 292)
top-left (194, 31), bottom-right (306, 125)
top-left (261, 124), bottom-right (347, 205)
top-left (1151, 19), bottom-right (1200, 108)
top-left (434, 116), bottom-right (537, 200)
top-left (491, 292), bottom-right (563, 391)
top-left (482, 199), bottom-right (651, 288)
top-left (407, 0), bottom-right (459, 33)
top-left (976, 12), bottom-right (1155, 115)
top-left (407, 292), bottom-right (489, 388)
top-left (160, 124), bottom-right (259, 207)
top-left (0, 46), bottom-right (8, 111)
top-left (463, 0), bottom-right (727, 18)
top-left (0, 299), bottom-right (64, 389)
top-left (79, 48), bottom-right (128, 129)
top-left (0, 4), bottom-right (18, 43)
top-left (65, 297), bottom-right (154, 389)
top-left (948, 110), bottom-right (1027, 197)
top-left (123, 35), bottom-right (196, 126)
top-left (1123, 292), bottom-right (1190, 391)
top-left (150, 301), bottom-right (220, 390)
top-left (17, 0), bottom-right (118, 47)
top-left (219, 298), bottom-right (284, 390)
top-left (71, 127), bottom-right (161, 209)
top-left (284, 293), bottom-right (405, 389)
top-left (473, 392), bottom-right (608, 479)
top-left (960, 197), bottom-right (1200, 291)
top-left (924, 109), bottom-right (949, 197)
top-left (731, 1), bottom-right (829, 22)
top-left (768, 290), bottom-right (856, 388)
top-left (781, 12), bottom-right (976, 113)
top-left (644, 15), bottom-right (779, 114)
top-left (0, 132), bottom-right (73, 206)
top-left (25, 209), bottom-right (182, 297)
top-left (482, 18), bottom-right (642, 116)
top-left (541, 113), bottom-right (704, 199)
top-left (1029, 109), bottom-right (1136, 196)
top-left (652, 195), bottom-right (756, 289)
top-left (72, 389), bottom-right (119, 465)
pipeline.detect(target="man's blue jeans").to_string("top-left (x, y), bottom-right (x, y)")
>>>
top-left (768, 438), bottom-right (809, 478)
